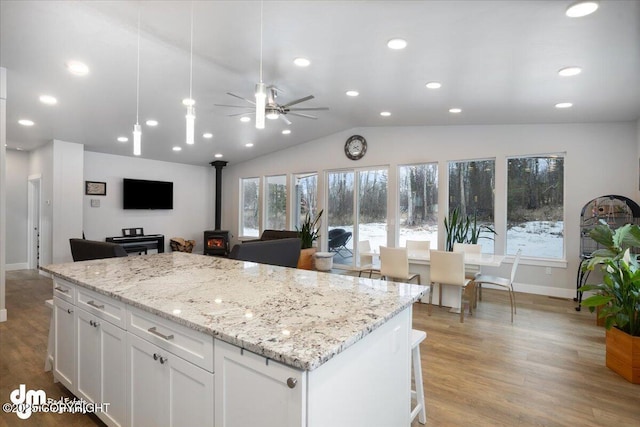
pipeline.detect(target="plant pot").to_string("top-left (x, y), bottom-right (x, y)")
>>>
top-left (314, 252), bottom-right (335, 271)
top-left (605, 327), bottom-right (640, 384)
top-left (298, 247), bottom-right (317, 270)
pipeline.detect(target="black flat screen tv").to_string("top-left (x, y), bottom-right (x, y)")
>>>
top-left (123, 178), bottom-right (173, 210)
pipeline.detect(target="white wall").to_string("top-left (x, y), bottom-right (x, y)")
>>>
top-left (5, 150), bottom-right (29, 268)
top-left (1, 66), bottom-right (6, 321)
top-left (29, 142), bottom-right (53, 267)
top-left (222, 121), bottom-right (639, 298)
top-left (83, 152), bottom-right (215, 252)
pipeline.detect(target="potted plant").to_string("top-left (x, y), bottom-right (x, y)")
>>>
top-left (580, 221), bottom-right (640, 383)
top-left (296, 209), bottom-right (323, 270)
top-left (444, 207), bottom-right (496, 251)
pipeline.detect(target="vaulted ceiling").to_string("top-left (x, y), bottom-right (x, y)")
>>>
top-left (2, 1), bottom-right (639, 166)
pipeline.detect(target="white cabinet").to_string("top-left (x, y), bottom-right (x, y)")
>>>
top-left (53, 296), bottom-right (76, 392)
top-left (127, 333), bottom-right (214, 427)
top-left (76, 307), bottom-right (127, 427)
top-left (214, 340), bottom-right (305, 427)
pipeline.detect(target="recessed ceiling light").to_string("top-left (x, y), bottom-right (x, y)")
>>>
top-left (558, 66), bottom-right (582, 77)
top-left (449, 108), bottom-right (462, 113)
top-left (245, 143), bottom-right (254, 148)
top-left (172, 146), bottom-right (182, 151)
top-left (293, 57), bottom-right (311, 67)
top-left (214, 153), bottom-right (223, 158)
top-left (18, 119), bottom-right (34, 126)
top-left (16, 147), bottom-right (23, 151)
top-left (145, 119), bottom-right (158, 126)
top-left (117, 136), bottom-right (129, 143)
top-left (566, 1), bottom-right (599, 17)
top-left (240, 116), bottom-right (251, 123)
top-left (39, 95), bottom-right (58, 105)
top-left (346, 90), bottom-right (359, 97)
top-left (425, 82), bottom-right (442, 89)
top-left (387, 38), bottom-right (407, 50)
top-left (182, 98), bottom-right (195, 106)
top-left (203, 132), bottom-right (213, 139)
top-left (555, 102), bottom-right (573, 108)
top-left (380, 111), bottom-right (391, 117)
top-left (282, 129), bottom-right (291, 135)
top-left (66, 60), bottom-right (89, 76)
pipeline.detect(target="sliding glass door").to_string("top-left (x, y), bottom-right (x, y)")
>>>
top-left (327, 168), bottom-right (388, 267)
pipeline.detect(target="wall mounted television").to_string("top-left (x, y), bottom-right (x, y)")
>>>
top-left (123, 178), bottom-right (173, 210)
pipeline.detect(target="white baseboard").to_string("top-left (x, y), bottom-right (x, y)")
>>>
top-left (0, 309), bottom-right (7, 322)
top-left (6, 262), bottom-right (29, 271)
top-left (509, 282), bottom-right (575, 299)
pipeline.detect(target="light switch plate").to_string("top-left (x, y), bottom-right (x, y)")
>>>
top-left (90, 199), bottom-right (100, 208)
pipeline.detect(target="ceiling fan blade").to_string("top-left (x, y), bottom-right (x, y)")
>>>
top-left (214, 104), bottom-right (254, 108)
top-left (288, 112), bottom-right (318, 119)
top-left (287, 107), bottom-right (330, 111)
top-left (281, 95), bottom-right (314, 108)
top-left (227, 92), bottom-right (256, 105)
top-left (228, 112), bottom-right (256, 117)
top-left (280, 115), bottom-right (292, 125)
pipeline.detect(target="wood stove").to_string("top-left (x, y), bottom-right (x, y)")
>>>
top-left (204, 230), bottom-right (230, 257)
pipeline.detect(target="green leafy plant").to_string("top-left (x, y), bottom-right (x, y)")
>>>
top-left (580, 221), bottom-right (640, 336)
top-left (444, 207), bottom-right (496, 251)
top-left (297, 209), bottom-right (323, 249)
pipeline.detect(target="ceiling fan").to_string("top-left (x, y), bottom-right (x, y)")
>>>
top-left (215, 86), bottom-right (329, 125)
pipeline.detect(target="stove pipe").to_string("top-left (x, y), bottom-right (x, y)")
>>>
top-left (210, 160), bottom-right (228, 230)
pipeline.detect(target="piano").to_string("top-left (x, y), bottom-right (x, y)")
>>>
top-left (106, 234), bottom-right (165, 254)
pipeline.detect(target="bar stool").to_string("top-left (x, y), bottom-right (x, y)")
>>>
top-left (45, 299), bottom-right (54, 372)
top-left (411, 329), bottom-right (427, 424)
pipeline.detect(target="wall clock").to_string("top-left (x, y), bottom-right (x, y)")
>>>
top-left (344, 135), bottom-right (367, 160)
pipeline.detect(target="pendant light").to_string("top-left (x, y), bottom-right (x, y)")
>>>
top-left (133, 9), bottom-right (142, 156)
top-left (184, 2), bottom-right (196, 145)
top-left (255, 0), bottom-right (266, 130)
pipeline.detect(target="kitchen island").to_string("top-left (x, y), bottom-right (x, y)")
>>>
top-left (42, 252), bottom-right (427, 427)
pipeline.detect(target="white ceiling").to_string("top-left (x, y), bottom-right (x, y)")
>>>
top-left (2, 0), bottom-right (639, 166)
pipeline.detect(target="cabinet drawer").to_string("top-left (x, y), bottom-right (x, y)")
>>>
top-left (77, 287), bottom-right (126, 329)
top-left (127, 306), bottom-right (214, 372)
top-left (53, 278), bottom-right (75, 303)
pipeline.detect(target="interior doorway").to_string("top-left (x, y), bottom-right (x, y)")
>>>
top-left (27, 175), bottom-right (41, 269)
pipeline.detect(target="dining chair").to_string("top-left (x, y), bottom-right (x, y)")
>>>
top-left (405, 240), bottom-right (430, 252)
top-left (453, 242), bottom-right (482, 307)
top-left (474, 249), bottom-right (522, 322)
top-left (379, 246), bottom-right (421, 285)
top-left (429, 250), bottom-right (471, 322)
top-left (357, 240), bottom-right (381, 278)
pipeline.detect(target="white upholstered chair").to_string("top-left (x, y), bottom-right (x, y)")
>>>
top-left (356, 240), bottom-right (380, 278)
top-left (474, 249), bottom-right (522, 322)
top-left (379, 246), bottom-right (421, 284)
top-left (429, 250), bottom-right (472, 322)
top-left (453, 242), bottom-right (482, 307)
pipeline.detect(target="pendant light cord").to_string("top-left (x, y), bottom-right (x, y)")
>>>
top-left (136, 8), bottom-right (141, 125)
top-left (259, 0), bottom-right (263, 83)
top-left (189, 2), bottom-right (193, 100)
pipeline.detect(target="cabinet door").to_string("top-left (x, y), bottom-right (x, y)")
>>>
top-left (100, 318), bottom-right (127, 427)
top-left (214, 340), bottom-right (305, 427)
top-left (166, 351), bottom-right (214, 427)
top-left (76, 308), bottom-right (100, 405)
top-left (53, 297), bottom-right (76, 392)
top-left (128, 333), bottom-right (167, 427)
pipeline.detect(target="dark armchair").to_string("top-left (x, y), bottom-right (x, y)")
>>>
top-left (229, 238), bottom-right (301, 268)
top-left (328, 229), bottom-right (353, 257)
top-left (69, 238), bottom-right (128, 261)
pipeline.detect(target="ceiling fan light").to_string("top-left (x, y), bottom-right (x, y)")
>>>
top-left (186, 105), bottom-right (195, 145)
top-left (266, 109), bottom-right (279, 120)
top-left (255, 82), bottom-right (267, 129)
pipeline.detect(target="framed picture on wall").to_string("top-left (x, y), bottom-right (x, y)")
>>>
top-left (85, 181), bottom-right (107, 196)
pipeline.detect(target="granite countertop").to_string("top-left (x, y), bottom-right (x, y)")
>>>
top-left (42, 252), bottom-right (427, 371)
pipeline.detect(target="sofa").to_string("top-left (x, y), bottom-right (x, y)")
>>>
top-left (228, 238), bottom-right (301, 268)
top-left (247, 229), bottom-right (300, 242)
top-left (69, 238), bottom-right (128, 261)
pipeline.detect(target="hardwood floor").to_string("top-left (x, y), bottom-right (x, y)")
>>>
top-left (1, 270), bottom-right (638, 426)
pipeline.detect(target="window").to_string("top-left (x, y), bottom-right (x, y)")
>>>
top-left (265, 175), bottom-right (287, 230)
top-left (293, 173), bottom-right (318, 229)
top-left (240, 177), bottom-right (260, 237)
top-left (507, 155), bottom-right (564, 259)
top-left (398, 163), bottom-right (438, 248)
top-left (448, 159), bottom-right (495, 253)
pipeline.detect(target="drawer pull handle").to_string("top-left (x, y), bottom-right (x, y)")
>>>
top-left (287, 377), bottom-right (297, 389)
top-left (148, 326), bottom-right (174, 341)
top-left (87, 300), bottom-right (105, 310)
top-left (55, 287), bottom-right (69, 293)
